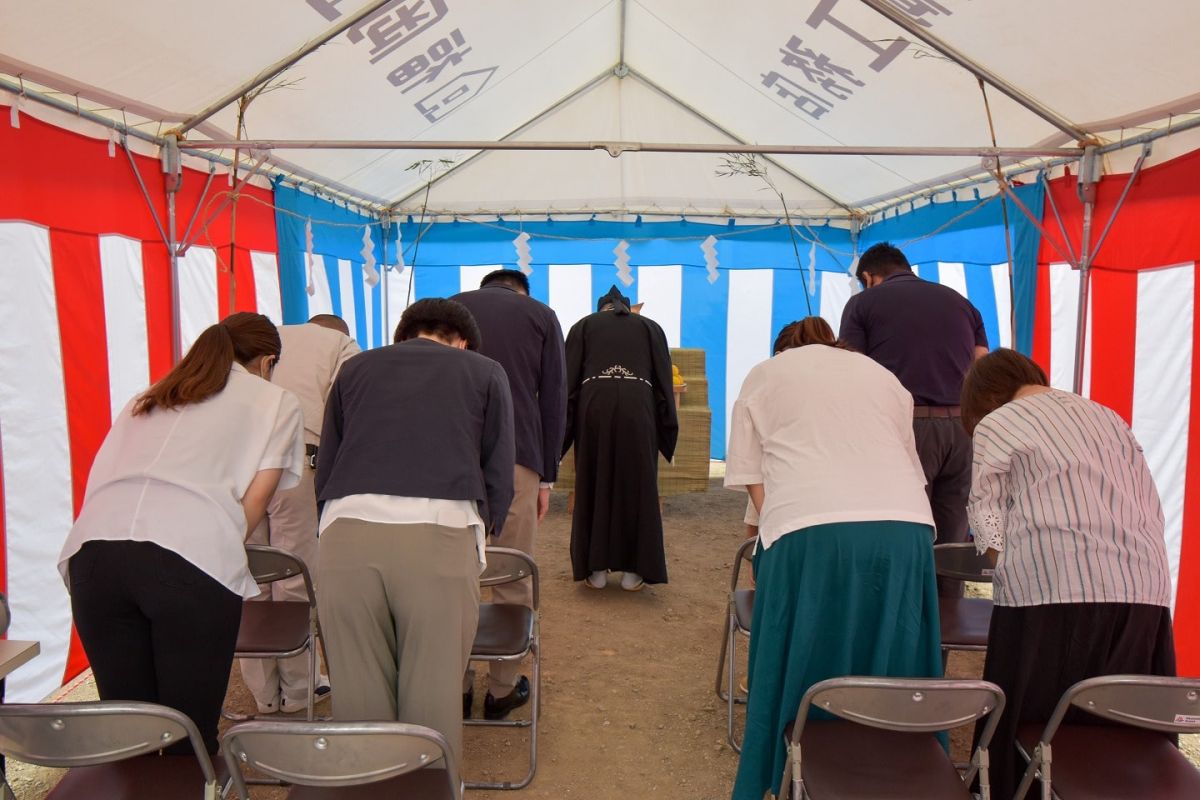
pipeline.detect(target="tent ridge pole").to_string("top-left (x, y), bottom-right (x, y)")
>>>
top-left (173, 0), bottom-right (394, 136)
top-left (177, 139), bottom-right (1083, 157)
top-left (617, 0), bottom-right (628, 67)
top-left (857, 0), bottom-right (1091, 143)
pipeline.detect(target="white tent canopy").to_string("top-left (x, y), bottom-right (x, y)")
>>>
top-left (4, 0), bottom-right (1199, 217)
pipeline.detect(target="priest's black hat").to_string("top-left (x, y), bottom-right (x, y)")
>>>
top-left (597, 285), bottom-right (632, 315)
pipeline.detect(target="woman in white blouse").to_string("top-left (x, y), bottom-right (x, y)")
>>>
top-left (963, 348), bottom-right (1175, 799)
top-left (725, 317), bottom-right (940, 800)
top-left (58, 312), bottom-right (304, 754)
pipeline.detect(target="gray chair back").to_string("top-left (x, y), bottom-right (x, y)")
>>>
top-left (223, 720), bottom-right (457, 797)
top-left (794, 677), bottom-right (1005, 739)
top-left (1057, 674), bottom-right (1200, 735)
top-left (789, 677), bottom-right (1005, 794)
top-left (932, 543), bottom-right (994, 582)
top-left (245, 544), bottom-right (316, 606)
top-left (0, 701), bottom-right (214, 778)
top-left (481, 547), bottom-right (539, 609)
top-left (729, 537), bottom-right (755, 590)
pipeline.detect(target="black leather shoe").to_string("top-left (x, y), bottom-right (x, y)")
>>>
top-left (484, 676), bottom-right (530, 720)
top-left (463, 686), bottom-right (474, 719)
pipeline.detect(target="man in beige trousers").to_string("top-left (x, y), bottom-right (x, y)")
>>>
top-left (241, 313), bottom-right (360, 714)
top-left (453, 270), bottom-right (566, 719)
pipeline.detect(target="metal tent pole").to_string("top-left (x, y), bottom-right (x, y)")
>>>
top-left (1071, 147), bottom-right (1100, 394)
top-left (176, 139), bottom-right (1083, 158)
top-left (173, 0), bottom-right (394, 136)
top-left (858, 0), bottom-right (1090, 143)
top-left (1069, 143), bottom-right (1151, 394)
top-left (164, 138), bottom-right (184, 363)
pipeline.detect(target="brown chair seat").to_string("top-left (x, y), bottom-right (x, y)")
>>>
top-left (733, 588), bottom-right (754, 633)
top-left (49, 753), bottom-right (228, 799)
top-left (938, 596), bottom-right (992, 648)
top-left (237, 600), bottom-right (311, 654)
top-left (472, 603), bottom-right (534, 657)
top-left (1017, 722), bottom-right (1200, 799)
top-left (785, 719), bottom-right (971, 799)
top-left (287, 767), bottom-right (455, 799)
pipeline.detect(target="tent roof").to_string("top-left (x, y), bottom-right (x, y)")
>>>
top-left (3, 0), bottom-right (1199, 217)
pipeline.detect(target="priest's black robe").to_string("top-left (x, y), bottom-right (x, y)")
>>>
top-left (562, 305), bottom-right (679, 583)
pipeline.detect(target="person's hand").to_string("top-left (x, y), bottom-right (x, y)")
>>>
top-left (537, 487), bottom-right (551, 521)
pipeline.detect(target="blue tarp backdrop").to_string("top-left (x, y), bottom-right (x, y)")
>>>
top-left (273, 184), bottom-right (1044, 459)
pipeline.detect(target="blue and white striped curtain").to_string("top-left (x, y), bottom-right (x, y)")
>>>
top-left (274, 180), bottom-right (387, 351)
top-left (276, 190), bottom-right (1044, 460)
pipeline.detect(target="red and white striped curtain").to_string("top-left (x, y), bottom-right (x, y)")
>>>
top-left (0, 106), bottom-right (281, 702)
top-left (1033, 149), bottom-right (1200, 676)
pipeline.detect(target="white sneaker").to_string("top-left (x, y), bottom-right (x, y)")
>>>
top-left (586, 571), bottom-right (607, 589)
top-left (620, 572), bottom-right (645, 591)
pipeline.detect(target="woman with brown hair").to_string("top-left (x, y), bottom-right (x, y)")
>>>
top-left (963, 348), bottom-right (1175, 798)
top-left (57, 312), bottom-right (304, 753)
top-left (726, 316), bottom-right (940, 800)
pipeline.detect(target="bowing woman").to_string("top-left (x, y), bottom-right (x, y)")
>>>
top-left (725, 317), bottom-right (941, 800)
top-left (563, 285), bottom-right (679, 591)
top-left (58, 312), bottom-right (305, 753)
top-left (962, 348), bottom-right (1176, 799)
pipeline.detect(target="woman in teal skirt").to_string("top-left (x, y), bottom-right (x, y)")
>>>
top-left (725, 318), bottom-right (941, 800)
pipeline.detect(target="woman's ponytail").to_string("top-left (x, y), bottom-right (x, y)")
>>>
top-left (132, 312), bottom-right (279, 415)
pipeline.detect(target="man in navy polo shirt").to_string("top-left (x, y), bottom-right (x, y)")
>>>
top-left (839, 242), bottom-right (989, 597)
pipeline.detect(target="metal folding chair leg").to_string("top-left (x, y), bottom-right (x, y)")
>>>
top-left (714, 596), bottom-right (750, 752)
top-left (463, 639), bottom-right (539, 790)
top-left (715, 610), bottom-right (732, 703)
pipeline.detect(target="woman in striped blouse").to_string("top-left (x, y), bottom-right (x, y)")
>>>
top-left (962, 348), bottom-right (1176, 799)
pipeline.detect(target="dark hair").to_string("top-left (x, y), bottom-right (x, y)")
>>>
top-left (773, 316), bottom-right (850, 353)
top-left (480, 268), bottom-right (530, 294)
top-left (960, 348), bottom-right (1049, 435)
top-left (134, 312), bottom-right (280, 415)
top-left (308, 313), bottom-right (350, 336)
top-left (394, 298), bottom-right (482, 351)
top-left (856, 242), bottom-right (911, 281)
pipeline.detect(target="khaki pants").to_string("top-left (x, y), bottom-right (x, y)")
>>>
top-left (318, 518), bottom-right (479, 767)
top-left (484, 464), bottom-right (539, 694)
top-left (239, 466), bottom-right (322, 711)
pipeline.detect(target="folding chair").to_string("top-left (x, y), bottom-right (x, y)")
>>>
top-left (464, 546), bottom-right (540, 790)
top-left (1014, 674), bottom-right (1200, 800)
top-left (0, 701), bottom-right (222, 799)
top-left (781, 677), bottom-right (1005, 800)
top-left (934, 543), bottom-right (994, 671)
top-left (223, 720), bottom-right (458, 799)
top-left (713, 537), bottom-right (755, 752)
top-left (230, 544), bottom-right (327, 722)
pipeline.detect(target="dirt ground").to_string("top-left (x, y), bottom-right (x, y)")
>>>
top-left (8, 477), bottom-right (1196, 798)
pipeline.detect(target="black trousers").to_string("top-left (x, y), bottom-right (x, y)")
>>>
top-left (913, 416), bottom-right (973, 597)
top-left (68, 540), bottom-right (242, 754)
top-left (975, 603), bottom-right (1176, 800)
